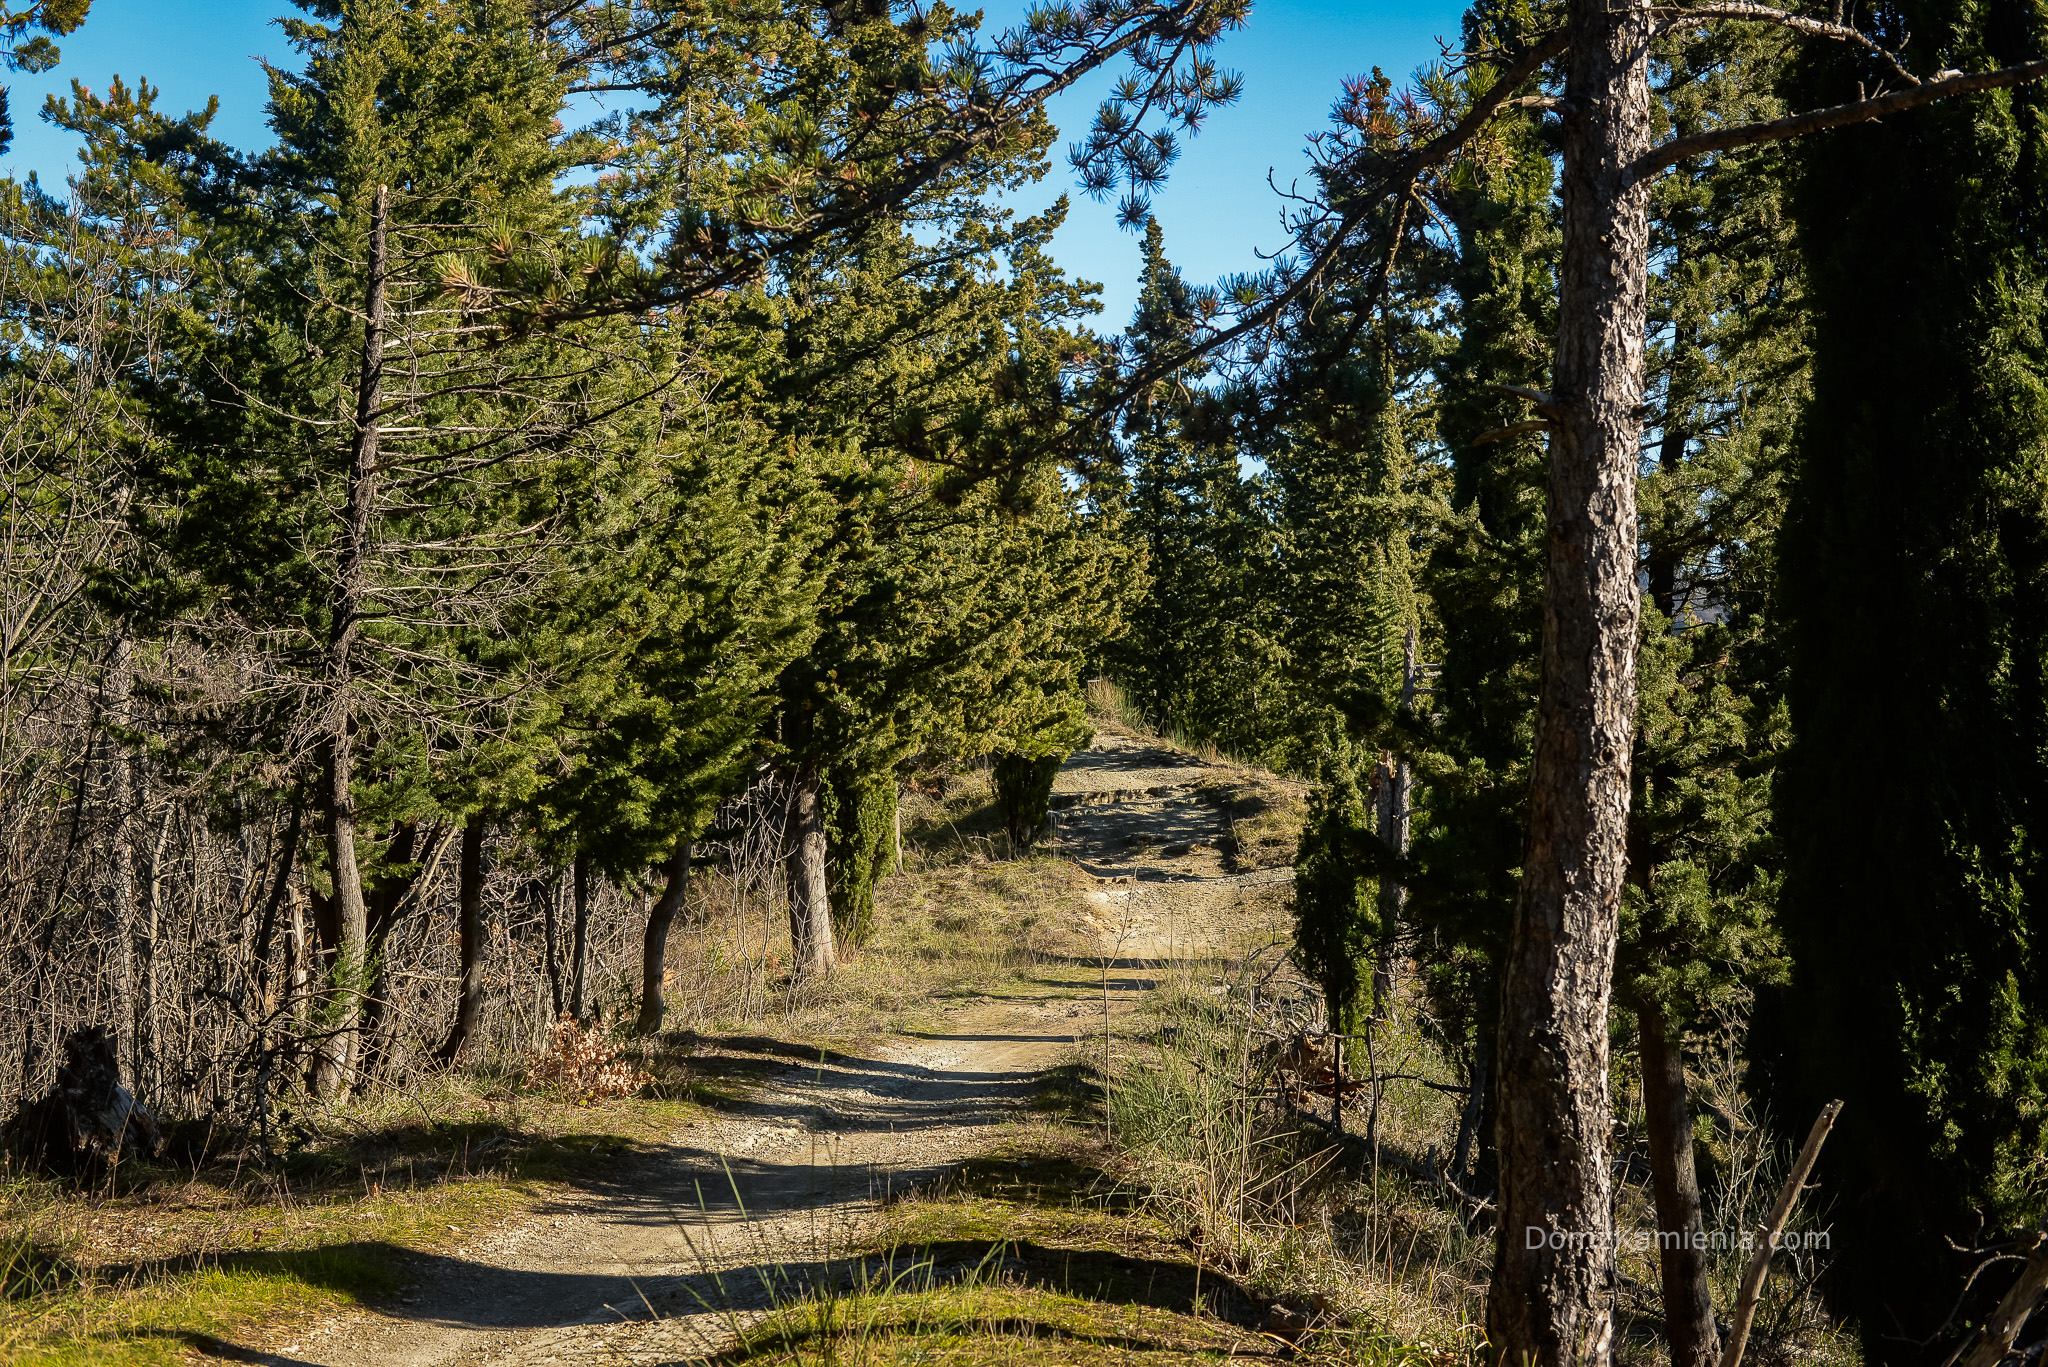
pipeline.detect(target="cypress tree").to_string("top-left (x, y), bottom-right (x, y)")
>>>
top-left (1767, 0), bottom-right (2048, 1347)
top-left (760, 212), bottom-right (1126, 968)
top-left (1398, 47), bottom-right (1559, 1176)
top-left (991, 751), bottom-right (1066, 850)
top-left (1291, 763), bottom-right (1378, 1037)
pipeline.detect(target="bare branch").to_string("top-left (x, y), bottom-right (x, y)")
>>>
top-left (1636, 59), bottom-right (2048, 178)
top-left (1650, 4), bottom-right (1920, 86)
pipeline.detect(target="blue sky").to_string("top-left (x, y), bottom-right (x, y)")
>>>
top-left (4, 0), bottom-right (1466, 328)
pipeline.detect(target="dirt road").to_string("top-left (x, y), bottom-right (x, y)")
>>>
top-left (257, 730), bottom-right (1296, 1367)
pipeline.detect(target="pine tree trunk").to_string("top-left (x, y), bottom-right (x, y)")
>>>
top-left (438, 815), bottom-right (488, 1063)
top-left (570, 851), bottom-right (592, 1022)
top-left (312, 184), bottom-right (388, 1102)
top-left (784, 769), bottom-right (836, 980)
top-left (1488, 0), bottom-right (1652, 1356)
top-left (636, 841), bottom-right (691, 1034)
top-left (1640, 1004), bottom-right (1718, 1367)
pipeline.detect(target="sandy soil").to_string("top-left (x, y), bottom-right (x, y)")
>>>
top-left (236, 730), bottom-right (1295, 1367)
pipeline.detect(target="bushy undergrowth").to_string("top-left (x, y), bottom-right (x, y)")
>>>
top-left (522, 1015), bottom-right (656, 1101)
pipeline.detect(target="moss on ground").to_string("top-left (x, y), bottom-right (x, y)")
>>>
top-left (715, 1284), bottom-right (1267, 1365)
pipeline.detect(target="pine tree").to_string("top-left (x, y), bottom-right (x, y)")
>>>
top-left (1103, 220), bottom-right (1283, 760)
top-left (0, 0), bottom-right (90, 154)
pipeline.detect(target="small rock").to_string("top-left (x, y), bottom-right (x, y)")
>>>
top-left (1265, 1303), bottom-right (1309, 1338)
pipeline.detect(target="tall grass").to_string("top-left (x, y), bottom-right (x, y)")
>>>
top-left (1105, 957), bottom-right (1488, 1359)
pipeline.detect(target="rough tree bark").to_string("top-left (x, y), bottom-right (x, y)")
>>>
top-left (783, 769), bottom-right (836, 980)
top-left (636, 841), bottom-right (691, 1035)
top-left (1487, 0), bottom-right (1651, 1357)
top-left (437, 814), bottom-right (488, 1063)
top-left (311, 183), bottom-right (388, 1102)
top-left (1640, 1004), bottom-right (1718, 1367)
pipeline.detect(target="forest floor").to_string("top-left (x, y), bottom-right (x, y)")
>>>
top-left (6, 724), bottom-right (1323, 1367)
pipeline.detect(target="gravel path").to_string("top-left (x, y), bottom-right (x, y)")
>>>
top-left (233, 731), bottom-right (1293, 1367)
